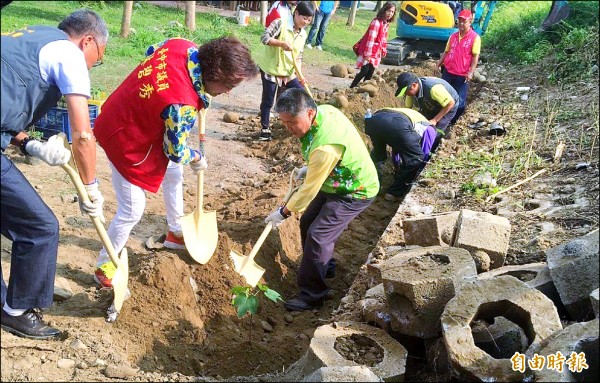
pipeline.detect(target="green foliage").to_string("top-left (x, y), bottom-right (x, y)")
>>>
top-left (485, 1), bottom-right (599, 82)
top-left (230, 283), bottom-right (283, 318)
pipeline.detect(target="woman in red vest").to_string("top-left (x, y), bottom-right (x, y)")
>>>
top-left (350, 2), bottom-right (396, 88)
top-left (436, 9), bottom-right (481, 124)
top-left (91, 37), bottom-right (258, 288)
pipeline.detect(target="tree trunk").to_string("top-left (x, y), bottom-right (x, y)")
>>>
top-left (120, 1), bottom-right (133, 38)
top-left (230, 1), bottom-right (239, 11)
top-left (185, 1), bottom-right (196, 31)
top-left (347, 1), bottom-right (358, 26)
top-left (260, 1), bottom-right (268, 26)
top-left (374, 0), bottom-right (383, 12)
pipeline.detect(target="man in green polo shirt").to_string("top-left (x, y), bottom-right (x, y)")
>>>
top-left (264, 88), bottom-right (379, 311)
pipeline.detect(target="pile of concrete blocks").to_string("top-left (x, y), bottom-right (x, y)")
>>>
top-left (349, 208), bottom-right (599, 382)
top-left (401, 209), bottom-right (511, 271)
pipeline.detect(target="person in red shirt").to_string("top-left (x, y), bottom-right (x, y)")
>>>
top-left (350, 2), bottom-right (396, 88)
top-left (92, 37), bottom-right (258, 288)
top-left (436, 9), bottom-right (481, 124)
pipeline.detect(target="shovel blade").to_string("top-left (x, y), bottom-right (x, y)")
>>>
top-left (111, 248), bottom-right (129, 312)
top-left (181, 209), bottom-right (218, 264)
top-left (229, 250), bottom-right (265, 288)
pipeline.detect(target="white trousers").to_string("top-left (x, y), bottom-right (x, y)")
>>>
top-left (96, 161), bottom-right (184, 267)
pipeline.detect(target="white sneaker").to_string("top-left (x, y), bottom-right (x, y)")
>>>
top-left (306, 43), bottom-right (313, 49)
top-left (316, 45), bottom-right (323, 51)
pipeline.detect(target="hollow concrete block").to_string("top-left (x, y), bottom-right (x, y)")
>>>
top-left (441, 275), bottom-right (562, 382)
top-left (381, 246), bottom-right (477, 338)
top-left (478, 262), bottom-right (563, 310)
top-left (547, 229), bottom-right (599, 321)
top-left (533, 319), bottom-right (599, 382)
top-left (454, 209), bottom-right (511, 269)
top-left (301, 321), bottom-right (407, 382)
top-left (401, 211), bottom-right (459, 247)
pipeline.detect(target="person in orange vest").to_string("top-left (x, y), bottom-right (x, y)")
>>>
top-left (91, 37), bottom-right (258, 288)
top-left (436, 9), bottom-right (481, 124)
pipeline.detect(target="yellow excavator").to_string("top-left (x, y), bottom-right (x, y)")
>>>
top-left (383, 1), bottom-right (570, 65)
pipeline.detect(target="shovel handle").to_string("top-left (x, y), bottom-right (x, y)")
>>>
top-left (244, 222), bottom-right (273, 265)
top-left (61, 163), bottom-right (121, 269)
top-left (195, 108), bottom-right (209, 212)
top-left (291, 51), bottom-right (313, 99)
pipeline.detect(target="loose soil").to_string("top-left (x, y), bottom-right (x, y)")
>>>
top-left (1, 53), bottom-right (598, 383)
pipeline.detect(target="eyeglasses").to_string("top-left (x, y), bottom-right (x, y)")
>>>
top-left (91, 36), bottom-right (104, 67)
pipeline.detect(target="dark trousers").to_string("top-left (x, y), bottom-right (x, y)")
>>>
top-left (297, 191), bottom-right (373, 303)
top-left (1, 154), bottom-right (58, 309)
top-left (260, 70), bottom-right (303, 130)
top-left (442, 68), bottom-right (469, 124)
top-left (365, 111), bottom-right (425, 198)
top-left (350, 63), bottom-right (375, 88)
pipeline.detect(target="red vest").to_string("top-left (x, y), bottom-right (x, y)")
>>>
top-left (444, 29), bottom-right (478, 77)
top-left (94, 39), bottom-right (202, 193)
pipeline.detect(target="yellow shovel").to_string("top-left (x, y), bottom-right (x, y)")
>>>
top-left (181, 108), bottom-right (218, 264)
top-left (230, 168), bottom-right (302, 287)
top-left (56, 133), bottom-right (129, 321)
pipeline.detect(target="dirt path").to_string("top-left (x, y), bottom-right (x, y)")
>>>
top-left (1, 54), bottom-right (598, 382)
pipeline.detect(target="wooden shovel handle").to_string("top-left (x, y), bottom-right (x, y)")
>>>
top-left (61, 163), bottom-right (120, 269)
top-left (245, 168), bottom-right (302, 265)
top-left (291, 50), bottom-right (313, 98)
top-left (196, 108), bottom-right (208, 212)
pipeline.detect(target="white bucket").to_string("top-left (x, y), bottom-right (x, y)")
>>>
top-left (237, 10), bottom-right (250, 26)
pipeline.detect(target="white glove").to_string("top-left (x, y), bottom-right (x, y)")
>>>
top-left (190, 156), bottom-right (208, 174)
top-left (80, 180), bottom-right (105, 223)
top-left (294, 166), bottom-right (308, 181)
top-left (264, 206), bottom-right (288, 230)
top-left (25, 135), bottom-right (71, 166)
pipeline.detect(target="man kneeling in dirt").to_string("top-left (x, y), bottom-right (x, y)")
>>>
top-left (264, 88), bottom-right (379, 311)
top-left (91, 37), bottom-right (258, 288)
top-left (365, 108), bottom-right (436, 203)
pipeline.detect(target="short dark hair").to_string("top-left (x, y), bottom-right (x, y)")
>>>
top-left (58, 8), bottom-right (108, 45)
top-left (198, 36), bottom-right (258, 82)
top-left (295, 1), bottom-right (315, 17)
top-left (275, 88), bottom-right (316, 116)
top-left (376, 2), bottom-right (397, 22)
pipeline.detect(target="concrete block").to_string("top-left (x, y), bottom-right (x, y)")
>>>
top-left (401, 211), bottom-right (459, 247)
top-left (359, 284), bottom-right (391, 332)
top-left (472, 317), bottom-right (528, 359)
top-left (302, 366), bottom-right (382, 382)
top-left (534, 319), bottom-right (599, 382)
top-left (441, 275), bottom-right (562, 382)
top-left (478, 262), bottom-right (564, 311)
top-left (295, 321), bottom-right (408, 382)
top-left (454, 209), bottom-right (511, 269)
top-left (591, 289), bottom-right (599, 319)
top-left (547, 229), bottom-right (599, 320)
top-left (381, 246), bottom-right (477, 338)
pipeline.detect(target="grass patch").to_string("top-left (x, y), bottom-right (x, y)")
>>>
top-left (1, 1), bottom-right (380, 93)
top-left (484, 1), bottom-right (599, 83)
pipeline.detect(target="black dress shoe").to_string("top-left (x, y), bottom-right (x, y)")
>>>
top-left (1, 309), bottom-right (62, 340)
top-left (283, 297), bottom-right (323, 312)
